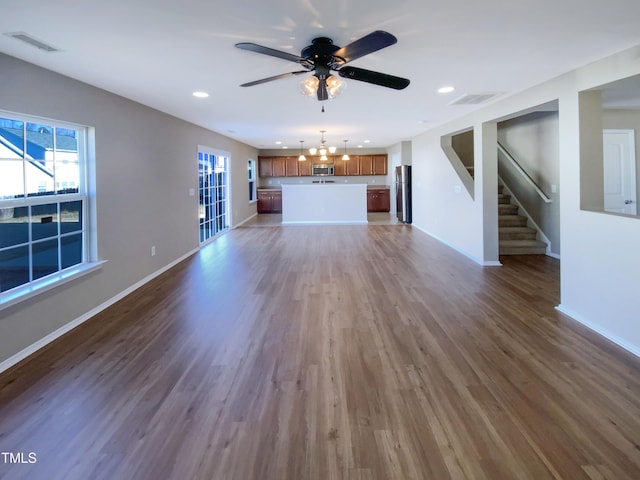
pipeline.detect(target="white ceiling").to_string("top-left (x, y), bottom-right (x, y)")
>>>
top-left (2, 0), bottom-right (640, 150)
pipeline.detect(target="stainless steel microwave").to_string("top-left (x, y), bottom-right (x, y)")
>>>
top-left (311, 164), bottom-right (334, 176)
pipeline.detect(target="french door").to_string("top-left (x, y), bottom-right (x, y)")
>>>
top-left (198, 146), bottom-right (229, 243)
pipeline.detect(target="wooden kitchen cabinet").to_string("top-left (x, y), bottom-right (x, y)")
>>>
top-left (284, 156), bottom-right (299, 176)
top-left (272, 157), bottom-right (286, 177)
top-left (333, 157), bottom-right (347, 176)
top-left (373, 154), bottom-right (388, 175)
top-left (258, 153), bottom-right (387, 177)
top-left (257, 189), bottom-right (282, 213)
top-left (258, 156), bottom-right (272, 177)
top-left (258, 156), bottom-right (286, 177)
top-left (298, 159), bottom-right (312, 176)
top-left (367, 188), bottom-right (390, 212)
top-left (344, 156), bottom-right (360, 176)
top-left (359, 155), bottom-right (374, 175)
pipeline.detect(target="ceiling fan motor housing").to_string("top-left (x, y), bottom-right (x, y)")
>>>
top-left (301, 37), bottom-right (344, 72)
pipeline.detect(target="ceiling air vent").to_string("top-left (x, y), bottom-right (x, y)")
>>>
top-left (4, 32), bottom-right (59, 52)
top-left (449, 92), bottom-right (501, 106)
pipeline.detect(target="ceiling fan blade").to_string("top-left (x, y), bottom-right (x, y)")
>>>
top-left (333, 31), bottom-right (397, 64)
top-left (338, 66), bottom-right (410, 90)
top-left (235, 42), bottom-right (304, 64)
top-left (317, 77), bottom-right (329, 101)
top-left (240, 70), bottom-right (308, 87)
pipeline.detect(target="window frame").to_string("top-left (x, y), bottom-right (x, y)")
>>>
top-left (248, 159), bottom-right (257, 203)
top-left (0, 110), bottom-right (101, 311)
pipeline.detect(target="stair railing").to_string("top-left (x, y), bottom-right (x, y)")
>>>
top-left (497, 142), bottom-right (552, 203)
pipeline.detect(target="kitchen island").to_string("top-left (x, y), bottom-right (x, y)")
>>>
top-left (281, 183), bottom-right (368, 224)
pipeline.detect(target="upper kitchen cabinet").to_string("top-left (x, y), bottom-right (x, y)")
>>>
top-left (349, 154), bottom-right (387, 175)
top-left (359, 155), bottom-right (375, 175)
top-left (333, 157), bottom-right (347, 176)
top-left (373, 154), bottom-right (388, 175)
top-left (344, 156), bottom-right (360, 176)
top-left (258, 156), bottom-right (286, 177)
top-left (298, 158), bottom-right (312, 176)
top-left (284, 156), bottom-right (299, 176)
top-left (257, 153), bottom-right (387, 177)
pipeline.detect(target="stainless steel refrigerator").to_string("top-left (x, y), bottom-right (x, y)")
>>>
top-left (395, 165), bottom-right (412, 223)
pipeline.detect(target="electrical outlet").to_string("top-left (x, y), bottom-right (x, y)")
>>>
top-left (151, 246), bottom-right (156, 257)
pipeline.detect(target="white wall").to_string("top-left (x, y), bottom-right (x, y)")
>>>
top-left (410, 43), bottom-right (640, 356)
top-left (0, 53), bottom-right (258, 367)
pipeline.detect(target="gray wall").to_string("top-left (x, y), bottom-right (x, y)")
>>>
top-left (0, 53), bottom-right (258, 365)
top-left (498, 111), bottom-right (561, 255)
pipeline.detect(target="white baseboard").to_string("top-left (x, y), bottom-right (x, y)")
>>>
top-left (555, 304), bottom-right (640, 359)
top-left (546, 251), bottom-right (561, 260)
top-left (0, 247), bottom-right (199, 375)
top-left (412, 224), bottom-right (502, 267)
top-left (233, 212), bottom-right (257, 228)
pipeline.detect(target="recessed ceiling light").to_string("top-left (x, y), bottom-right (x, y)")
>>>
top-left (363, 140), bottom-right (371, 144)
top-left (275, 141), bottom-right (282, 145)
top-left (357, 145), bottom-right (363, 148)
top-left (438, 86), bottom-right (455, 94)
top-left (282, 146), bottom-right (288, 149)
top-left (192, 91), bottom-right (209, 98)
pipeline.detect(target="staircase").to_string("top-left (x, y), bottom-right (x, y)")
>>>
top-left (498, 185), bottom-right (547, 255)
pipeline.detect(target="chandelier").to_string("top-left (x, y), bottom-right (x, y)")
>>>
top-left (308, 130), bottom-right (336, 161)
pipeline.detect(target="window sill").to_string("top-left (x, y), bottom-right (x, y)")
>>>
top-left (249, 199), bottom-right (258, 204)
top-left (0, 260), bottom-right (107, 312)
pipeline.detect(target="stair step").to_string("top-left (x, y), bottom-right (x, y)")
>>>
top-left (498, 193), bottom-right (511, 204)
top-left (498, 184), bottom-right (504, 194)
top-left (499, 215), bottom-right (528, 227)
top-left (498, 204), bottom-right (519, 215)
top-left (499, 226), bottom-right (538, 240)
top-left (499, 239), bottom-right (547, 255)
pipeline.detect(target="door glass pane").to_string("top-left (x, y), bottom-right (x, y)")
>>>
top-left (32, 238), bottom-right (59, 280)
top-left (198, 150), bottom-right (228, 243)
top-left (0, 245), bottom-right (29, 292)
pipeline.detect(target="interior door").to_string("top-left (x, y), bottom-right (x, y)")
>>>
top-left (603, 129), bottom-right (637, 214)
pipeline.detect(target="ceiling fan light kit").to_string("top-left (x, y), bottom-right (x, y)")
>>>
top-left (236, 30), bottom-right (410, 103)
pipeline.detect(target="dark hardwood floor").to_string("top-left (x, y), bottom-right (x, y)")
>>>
top-left (1, 225), bottom-right (639, 479)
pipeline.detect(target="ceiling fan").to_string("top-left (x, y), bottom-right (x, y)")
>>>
top-left (235, 30), bottom-right (410, 101)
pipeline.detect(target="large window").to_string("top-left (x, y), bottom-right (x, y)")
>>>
top-left (198, 147), bottom-right (229, 243)
top-left (0, 112), bottom-right (88, 297)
